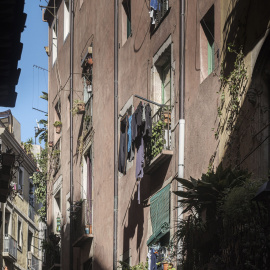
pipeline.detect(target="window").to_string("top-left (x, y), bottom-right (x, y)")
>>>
top-left (5, 211), bottom-right (11, 235)
top-left (81, 46), bottom-right (93, 100)
top-left (17, 220), bottom-right (22, 251)
top-left (122, 0), bottom-right (131, 43)
top-left (150, 0), bottom-right (169, 28)
top-left (18, 167), bottom-right (24, 194)
top-left (147, 185), bottom-right (170, 246)
top-left (54, 189), bottom-right (61, 233)
top-left (28, 230), bottom-right (33, 253)
top-left (82, 148), bottom-right (93, 225)
top-left (52, 20), bottom-right (58, 65)
top-left (29, 182), bottom-right (34, 207)
top-left (64, 0), bottom-right (70, 40)
top-left (200, 5), bottom-right (215, 81)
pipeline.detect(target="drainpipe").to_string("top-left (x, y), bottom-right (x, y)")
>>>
top-left (113, 0), bottom-right (119, 269)
top-left (178, 0), bottom-right (185, 179)
top-left (70, 0), bottom-right (74, 269)
top-left (177, 0), bottom-right (185, 257)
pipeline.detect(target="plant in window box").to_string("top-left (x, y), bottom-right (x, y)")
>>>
top-left (72, 100), bottom-right (85, 116)
top-left (53, 121), bottom-right (62, 133)
top-left (84, 115), bottom-right (91, 130)
top-left (150, 120), bottom-right (166, 159)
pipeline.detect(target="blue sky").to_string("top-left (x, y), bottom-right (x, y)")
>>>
top-left (6, 0), bottom-right (48, 144)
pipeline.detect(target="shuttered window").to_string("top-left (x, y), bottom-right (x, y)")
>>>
top-left (147, 184), bottom-right (170, 245)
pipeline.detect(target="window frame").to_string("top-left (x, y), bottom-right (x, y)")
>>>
top-left (63, 0), bottom-right (70, 41)
top-left (52, 18), bottom-right (58, 66)
top-left (17, 218), bottom-right (23, 252)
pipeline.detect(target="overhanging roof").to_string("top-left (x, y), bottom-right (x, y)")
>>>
top-left (0, 0), bottom-right (27, 107)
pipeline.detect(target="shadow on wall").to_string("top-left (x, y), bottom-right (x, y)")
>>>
top-left (221, 0), bottom-right (270, 78)
top-left (121, 158), bottom-right (171, 264)
top-left (216, 32), bottom-right (270, 178)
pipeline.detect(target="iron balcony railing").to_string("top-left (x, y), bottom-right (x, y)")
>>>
top-left (4, 234), bottom-right (17, 260)
top-left (52, 139), bottom-right (61, 176)
top-left (28, 251), bottom-right (39, 270)
top-left (83, 95), bottom-right (93, 135)
top-left (155, 0), bottom-right (169, 26)
top-left (72, 199), bottom-right (93, 242)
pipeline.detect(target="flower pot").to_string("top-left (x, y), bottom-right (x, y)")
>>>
top-left (77, 103), bottom-right (85, 114)
top-left (55, 126), bottom-right (61, 134)
top-left (85, 224), bottom-right (92, 234)
top-left (48, 141), bottom-right (53, 147)
top-left (163, 263), bottom-right (169, 270)
top-left (163, 111), bottom-right (171, 124)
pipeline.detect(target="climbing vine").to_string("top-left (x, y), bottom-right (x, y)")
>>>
top-left (216, 44), bottom-right (248, 138)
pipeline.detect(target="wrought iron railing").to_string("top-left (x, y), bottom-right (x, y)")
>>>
top-left (52, 139), bottom-right (61, 176)
top-left (83, 95), bottom-right (93, 135)
top-left (155, 0), bottom-right (169, 26)
top-left (4, 234), bottom-right (17, 260)
top-left (72, 199), bottom-right (93, 242)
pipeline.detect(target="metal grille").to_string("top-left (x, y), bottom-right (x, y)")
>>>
top-left (156, 0), bottom-right (169, 25)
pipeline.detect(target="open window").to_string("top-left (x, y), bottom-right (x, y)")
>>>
top-left (150, 0), bottom-right (169, 28)
top-left (122, 0), bottom-right (131, 44)
top-left (17, 219), bottom-right (23, 251)
top-left (28, 230), bottom-right (33, 253)
top-left (200, 5), bottom-right (215, 81)
top-left (18, 167), bottom-right (24, 195)
top-left (81, 46), bottom-right (93, 99)
top-left (52, 20), bottom-right (58, 65)
top-left (63, 0), bottom-right (70, 41)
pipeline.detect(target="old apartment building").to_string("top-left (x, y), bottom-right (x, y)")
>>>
top-left (43, 0), bottom-right (270, 269)
top-left (0, 112), bottom-right (43, 270)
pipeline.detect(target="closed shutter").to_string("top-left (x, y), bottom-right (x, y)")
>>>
top-left (147, 184), bottom-right (170, 245)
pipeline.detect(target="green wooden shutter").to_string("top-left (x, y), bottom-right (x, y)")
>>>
top-left (147, 184), bottom-right (170, 245)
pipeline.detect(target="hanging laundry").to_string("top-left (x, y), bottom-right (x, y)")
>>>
top-left (118, 115), bottom-right (128, 174)
top-left (142, 103), bottom-right (146, 122)
top-left (136, 136), bottom-right (144, 179)
top-left (127, 115), bottom-right (132, 152)
top-left (150, 248), bottom-right (158, 270)
top-left (143, 103), bottom-right (152, 138)
top-left (150, 0), bottom-right (158, 10)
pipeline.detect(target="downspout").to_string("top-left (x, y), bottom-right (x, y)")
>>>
top-left (178, 0), bottom-right (185, 179)
top-left (178, 0), bottom-right (185, 246)
top-left (113, 0), bottom-right (119, 269)
top-left (70, 0), bottom-right (74, 268)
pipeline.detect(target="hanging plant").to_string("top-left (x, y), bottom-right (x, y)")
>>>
top-left (72, 100), bottom-right (85, 116)
top-left (53, 121), bottom-right (62, 134)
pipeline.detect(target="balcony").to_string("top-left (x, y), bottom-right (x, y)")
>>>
top-left (28, 251), bottom-right (39, 270)
top-left (3, 234), bottom-right (17, 261)
top-left (52, 139), bottom-right (61, 176)
top-left (83, 96), bottom-right (93, 139)
top-left (145, 106), bottom-right (173, 174)
top-left (72, 199), bottom-right (93, 247)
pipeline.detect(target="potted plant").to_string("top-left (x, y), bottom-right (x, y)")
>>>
top-left (72, 100), bottom-right (85, 115)
top-left (48, 141), bottom-right (53, 147)
top-left (53, 121), bottom-right (62, 133)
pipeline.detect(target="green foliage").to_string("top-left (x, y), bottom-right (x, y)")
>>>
top-left (72, 100), bottom-right (85, 116)
top-left (150, 120), bottom-right (166, 159)
top-left (31, 145), bottom-right (48, 223)
top-left (42, 233), bottom-right (60, 267)
top-left (53, 121), bottom-right (62, 127)
top-left (21, 138), bottom-right (34, 155)
top-left (215, 44), bottom-right (248, 139)
top-left (118, 261), bottom-right (148, 270)
top-left (173, 166), bottom-right (268, 270)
